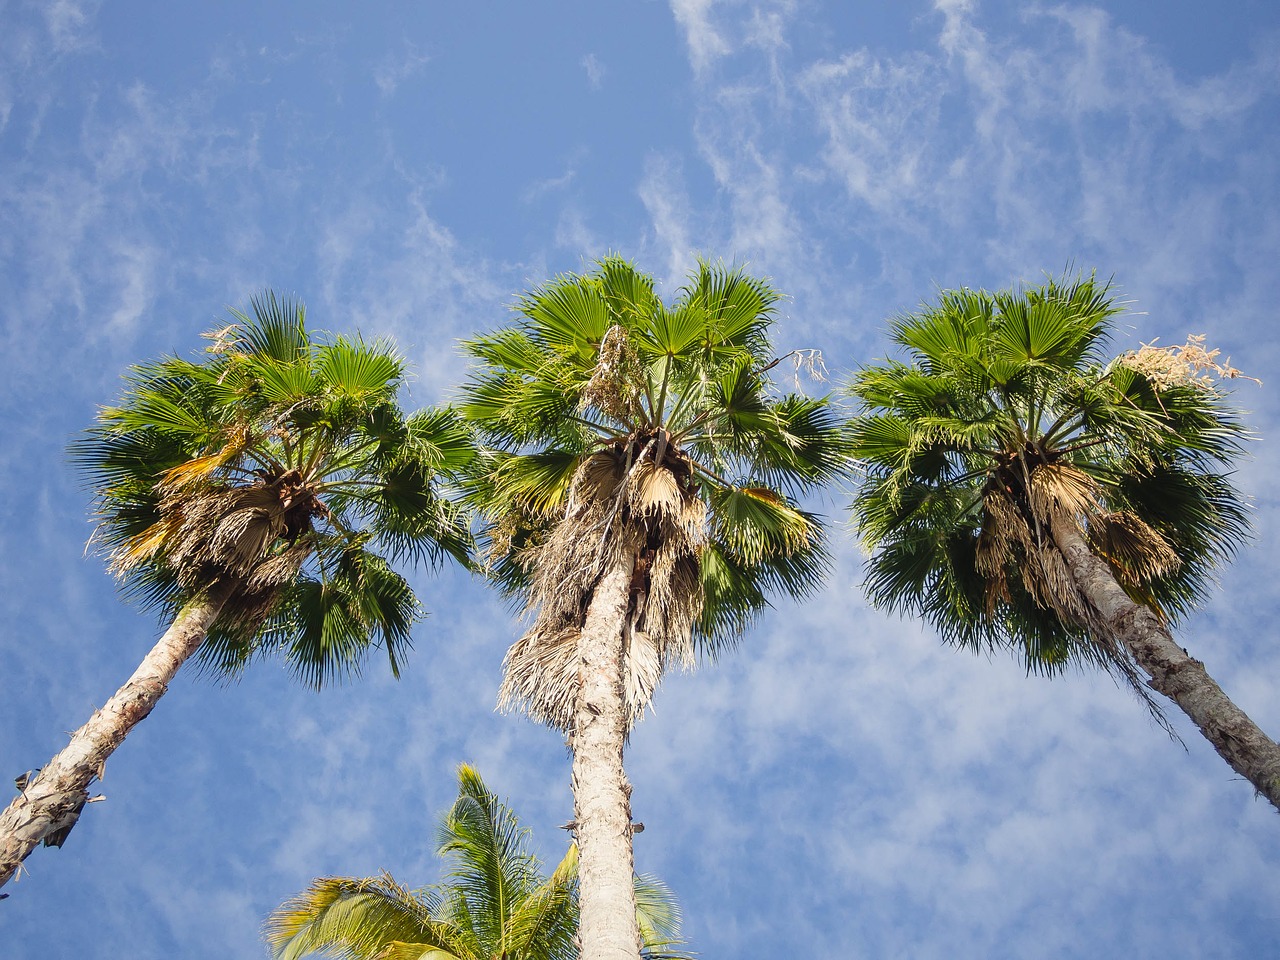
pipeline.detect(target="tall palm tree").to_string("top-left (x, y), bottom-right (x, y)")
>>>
top-left (265, 763), bottom-right (692, 960)
top-left (459, 257), bottom-right (846, 960)
top-left (846, 274), bottom-right (1280, 808)
top-left (0, 293), bottom-right (473, 889)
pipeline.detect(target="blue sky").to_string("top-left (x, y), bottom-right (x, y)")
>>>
top-left (2, 1), bottom-right (1279, 957)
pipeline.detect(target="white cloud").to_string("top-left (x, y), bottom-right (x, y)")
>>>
top-left (374, 42), bottom-right (431, 96)
top-left (521, 167), bottom-right (578, 204)
top-left (313, 184), bottom-right (506, 403)
top-left (669, 0), bottom-right (733, 76)
top-left (105, 239), bottom-right (157, 337)
top-left (638, 152), bottom-right (697, 286)
top-left (553, 204), bottom-right (603, 259)
top-left (41, 0), bottom-right (101, 54)
top-left (581, 52), bottom-right (605, 89)
top-left (797, 50), bottom-right (941, 214)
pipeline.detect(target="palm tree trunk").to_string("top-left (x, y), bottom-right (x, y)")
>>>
top-left (1052, 523), bottom-right (1280, 809)
top-left (0, 583), bottom-right (232, 890)
top-left (571, 547), bottom-right (642, 960)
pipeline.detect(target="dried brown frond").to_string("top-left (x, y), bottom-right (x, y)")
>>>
top-left (1024, 540), bottom-right (1090, 625)
top-left (113, 514), bottom-right (181, 573)
top-left (575, 450), bottom-right (624, 505)
top-left (787, 347), bottom-right (829, 388)
top-left (640, 543), bottom-right (702, 669)
top-left (978, 472), bottom-right (1096, 628)
top-left (1088, 511), bottom-right (1180, 586)
top-left (158, 427), bottom-right (253, 490)
top-left (114, 470), bottom-right (321, 638)
top-left (627, 457), bottom-right (685, 521)
top-left (244, 541), bottom-right (311, 593)
top-left (201, 323), bottom-right (243, 355)
top-left (975, 488), bottom-right (1026, 579)
top-left (499, 625), bottom-right (587, 731)
top-left (1028, 463), bottom-right (1098, 523)
top-left (977, 462), bottom-right (1177, 730)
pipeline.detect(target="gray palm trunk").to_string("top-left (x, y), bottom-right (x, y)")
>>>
top-left (1052, 523), bottom-right (1280, 809)
top-left (571, 546), bottom-right (642, 960)
top-left (0, 582), bottom-right (232, 890)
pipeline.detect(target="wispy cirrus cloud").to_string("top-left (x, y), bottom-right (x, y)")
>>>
top-left (638, 152), bottom-right (698, 286)
top-left (581, 52), bottom-right (606, 89)
top-left (374, 41), bottom-right (431, 96)
top-left (669, 0), bottom-right (733, 76)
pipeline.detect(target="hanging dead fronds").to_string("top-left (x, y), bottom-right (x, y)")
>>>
top-left (976, 458), bottom-right (1179, 725)
top-left (1087, 511), bottom-right (1180, 588)
top-left (498, 435), bottom-right (708, 733)
top-left (111, 468), bottom-right (321, 634)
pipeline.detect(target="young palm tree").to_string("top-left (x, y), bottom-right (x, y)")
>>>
top-left (846, 274), bottom-right (1280, 807)
top-left (460, 257), bottom-right (846, 960)
top-left (0, 293), bottom-right (473, 889)
top-left (265, 764), bottom-right (691, 960)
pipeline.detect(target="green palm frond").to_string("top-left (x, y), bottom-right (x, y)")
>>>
top-left (314, 336), bottom-right (406, 401)
top-left (438, 763), bottom-right (543, 946)
top-left (635, 871), bottom-right (695, 960)
top-left (265, 873), bottom-right (464, 960)
top-left (231, 291), bottom-right (310, 361)
top-left (502, 844), bottom-right (578, 960)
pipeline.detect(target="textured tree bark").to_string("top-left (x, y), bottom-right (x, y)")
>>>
top-left (1052, 523), bottom-right (1280, 810)
top-left (0, 583), bottom-right (231, 890)
top-left (571, 547), bottom-right (642, 960)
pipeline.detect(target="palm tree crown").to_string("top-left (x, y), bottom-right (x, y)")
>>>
top-left (847, 275), bottom-right (1249, 688)
top-left (462, 256), bottom-right (846, 730)
top-left (76, 291), bottom-right (473, 685)
top-left (461, 256), bottom-right (846, 960)
top-left (265, 764), bottom-right (691, 960)
top-left (847, 274), bottom-right (1280, 807)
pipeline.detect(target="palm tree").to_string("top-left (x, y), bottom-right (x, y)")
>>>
top-left (459, 257), bottom-right (846, 960)
top-left (846, 274), bottom-right (1280, 807)
top-left (0, 293), bottom-right (473, 889)
top-left (265, 764), bottom-right (692, 960)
